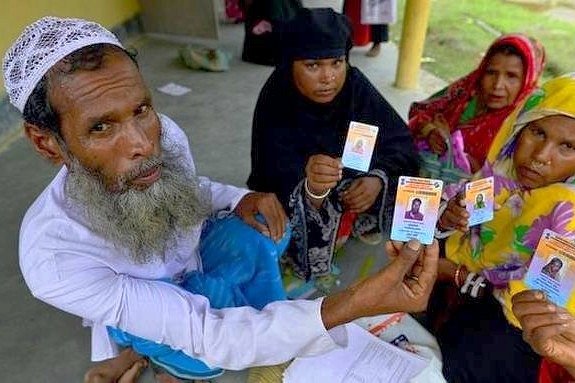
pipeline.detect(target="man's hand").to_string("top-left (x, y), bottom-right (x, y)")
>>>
top-left (512, 290), bottom-right (575, 377)
top-left (321, 239), bottom-right (439, 329)
top-left (438, 193), bottom-right (469, 232)
top-left (340, 176), bottom-right (383, 213)
top-left (234, 192), bottom-right (287, 242)
top-left (84, 348), bottom-right (147, 383)
top-left (305, 154), bottom-right (342, 196)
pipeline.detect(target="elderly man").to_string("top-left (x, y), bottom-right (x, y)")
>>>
top-left (4, 16), bottom-right (438, 382)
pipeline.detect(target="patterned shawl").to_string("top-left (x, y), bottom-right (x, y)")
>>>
top-left (409, 33), bottom-right (546, 170)
top-left (445, 74), bottom-right (575, 325)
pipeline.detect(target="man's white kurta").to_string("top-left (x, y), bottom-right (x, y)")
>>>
top-left (19, 114), bottom-right (343, 369)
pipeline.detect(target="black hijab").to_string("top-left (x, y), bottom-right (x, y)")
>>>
top-left (247, 8), bottom-right (419, 206)
top-left (277, 7), bottom-right (353, 64)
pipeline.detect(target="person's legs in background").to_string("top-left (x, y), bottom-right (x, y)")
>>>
top-left (437, 293), bottom-right (541, 383)
top-left (366, 24), bottom-right (389, 57)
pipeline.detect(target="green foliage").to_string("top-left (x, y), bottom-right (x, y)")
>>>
top-left (391, 0), bottom-right (575, 83)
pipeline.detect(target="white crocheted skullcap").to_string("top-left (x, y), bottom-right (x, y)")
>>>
top-left (3, 16), bottom-right (124, 113)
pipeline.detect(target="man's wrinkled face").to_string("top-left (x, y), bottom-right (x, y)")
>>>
top-left (49, 50), bottom-right (162, 193)
top-left (43, 50), bottom-right (210, 262)
top-left (292, 56), bottom-right (346, 104)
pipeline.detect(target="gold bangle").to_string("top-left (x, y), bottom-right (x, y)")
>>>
top-left (304, 178), bottom-right (331, 199)
top-left (454, 265), bottom-right (463, 288)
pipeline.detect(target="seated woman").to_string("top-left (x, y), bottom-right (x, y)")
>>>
top-left (409, 33), bottom-right (546, 177)
top-left (427, 74), bottom-right (575, 382)
top-left (247, 8), bottom-right (419, 282)
top-left (512, 290), bottom-right (575, 383)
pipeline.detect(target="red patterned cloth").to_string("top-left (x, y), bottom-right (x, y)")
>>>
top-left (343, 0), bottom-right (371, 46)
top-left (409, 33), bottom-right (546, 170)
top-left (539, 359), bottom-right (575, 383)
top-left (335, 211), bottom-right (358, 248)
top-left (225, 0), bottom-right (245, 22)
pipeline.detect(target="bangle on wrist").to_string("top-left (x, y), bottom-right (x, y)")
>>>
top-left (304, 178), bottom-right (331, 199)
top-left (454, 264), bottom-right (465, 288)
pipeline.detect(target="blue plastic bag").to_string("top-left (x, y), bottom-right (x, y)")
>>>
top-left (108, 213), bottom-right (291, 379)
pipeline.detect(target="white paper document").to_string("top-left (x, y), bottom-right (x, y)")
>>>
top-left (283, 323), bottom-right (429, 383)
top-left (157, 82), bottom-right (191, 96)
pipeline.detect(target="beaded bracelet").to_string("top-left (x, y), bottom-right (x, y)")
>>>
top-left (304, 178), bottom-right (331, 199)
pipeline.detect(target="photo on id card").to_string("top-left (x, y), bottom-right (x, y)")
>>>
top-left (464, 176), bottom-right (494, 226)
top-left (524, 228), bottom-right (575, 307)
top-left (341, 121), bottom-right (378, 172)
top-left (390, 176), bottom-right (443, 245)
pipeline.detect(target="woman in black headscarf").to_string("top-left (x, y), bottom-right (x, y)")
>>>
top-left (247, 8), bottom-right (419, 281)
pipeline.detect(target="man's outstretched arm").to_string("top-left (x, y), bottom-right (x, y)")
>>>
top-left (321, 239), bottom-right (438, 329)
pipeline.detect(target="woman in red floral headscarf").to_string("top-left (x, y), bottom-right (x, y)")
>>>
top-left (409, 33), bottom-right (546, 176)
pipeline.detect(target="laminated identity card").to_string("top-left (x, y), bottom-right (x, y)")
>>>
top-left (524, 228), bottom-right (575, 308)
top-left (390, 176), bottom-right (443, 245)
top-left (341, 121), bottom-right (379, 172)
top-left (464, 176), bottom-right (494, 227)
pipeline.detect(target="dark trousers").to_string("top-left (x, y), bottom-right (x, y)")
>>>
top-left (428, 287), bottom-right (541, 383)
top-left (371, 24), bottom-right (389, 43)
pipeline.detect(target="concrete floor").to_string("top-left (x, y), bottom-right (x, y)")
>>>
top-left (0, 22), bottom-right (443, 382)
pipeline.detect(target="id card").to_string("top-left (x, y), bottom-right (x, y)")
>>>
top-left (465, 176), bottom-right (494, 226)
top-left (390, 176), bottom-right (443, 245)
top-left (524, 229), bottom-right (575, 307)
top-left (341, 121), bottom-right (379, 172)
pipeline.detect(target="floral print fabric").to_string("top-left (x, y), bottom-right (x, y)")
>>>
top-left (445, 74), bottom-right (575, 326)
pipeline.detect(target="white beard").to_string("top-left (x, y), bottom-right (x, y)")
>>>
top-left (64, 142), bottom-right (211, 264)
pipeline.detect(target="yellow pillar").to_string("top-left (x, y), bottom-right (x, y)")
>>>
top-left (394, 0), bottom-right (432, 89)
